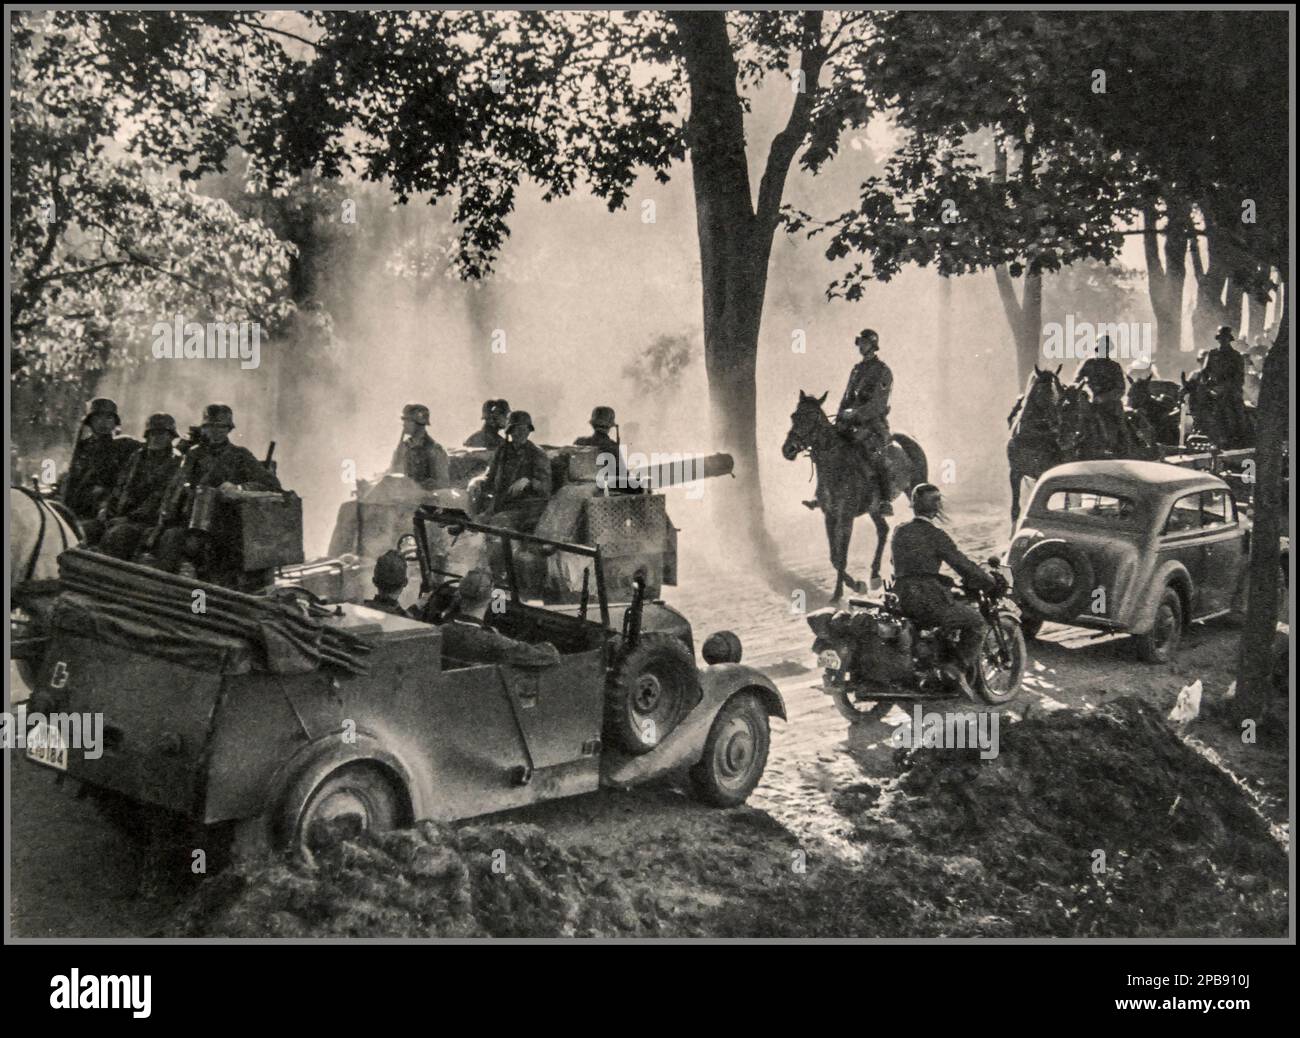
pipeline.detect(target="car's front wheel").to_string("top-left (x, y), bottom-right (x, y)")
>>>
top-left (1134, 586), bottom-right (1183, 663)
top-left (689, 692), bottom-right (770, 808)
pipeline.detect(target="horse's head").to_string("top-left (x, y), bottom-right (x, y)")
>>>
top-left (782, 390), bottom-right (830, 460)
top-left (1019, 364), bottom-right (1063, 426)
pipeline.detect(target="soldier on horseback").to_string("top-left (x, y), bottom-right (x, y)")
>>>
top-left (1072, 335), bottom-right (1129, 454)
top-left (837, 328), bottom-right (895, 515)
top-left (1201, 326), bottom-right (1249, 446)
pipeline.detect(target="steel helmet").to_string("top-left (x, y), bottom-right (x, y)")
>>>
top-left (201, 403), bottom-right (236, 429)
top-left (589, 406), bottom-right (616, 429)
top-left (144, 413), bottom-right (179, 438)
top-left (84, 398), bottom-right (122, 426)
top-left (401, 403), bottom-right (431, 426)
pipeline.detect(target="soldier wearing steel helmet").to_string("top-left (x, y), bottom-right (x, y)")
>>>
top-left (575, 406), bottom-right (619, 451)
top-left (837, 329), bottom-right (895, 515)
top-left (363, 549), bottom-right (417, 617)
top-left (464, 399), bottom-right (510, 449)
top-left (890, 483), bottom-right (999, 687)
top-left (1073, 334), bottom-right (1129, 453)
top-left (1201, 326), bottom-right (1249, 444)
top-left (153, 403), bottom-right (281, 578)
top-left (391, 403), bottom-right (451, 486)
top-left (482, 410), bottom-right (552, 531)
top-left (60, 398), bottom-right (140, 521)
top-left (85, 413), bottom-right (183, 560)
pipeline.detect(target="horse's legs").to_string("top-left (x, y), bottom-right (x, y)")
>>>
top-left (826, 509), bottom-right (861, 599)
top-left (825, 511), bottom-right (845, 601)
top-left (1009, 464), bottom-right (1022, 529)
top-left (869, 513), bottom-right (889, 588)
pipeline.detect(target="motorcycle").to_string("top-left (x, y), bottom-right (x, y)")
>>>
top-left (807, 557), bottom-right (1027, 723)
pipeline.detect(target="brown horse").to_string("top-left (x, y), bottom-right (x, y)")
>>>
top-left (782, 390), bottom-right (928, 602)
top-left (1126, 371), bottom-right (1183, 446)
top-left (1006, 365), bottom-right (1065, 528)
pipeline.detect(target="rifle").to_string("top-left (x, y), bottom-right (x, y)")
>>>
top-left (264, 441), bottom-right (277, 478)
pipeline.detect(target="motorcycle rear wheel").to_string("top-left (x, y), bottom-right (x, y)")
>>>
top-left (974, 614), bottom-right (1026, 705)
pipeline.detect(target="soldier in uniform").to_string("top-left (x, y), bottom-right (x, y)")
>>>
top-left (85, 413), bottom-right (183, 560)
top-left (1202, 326), bottom-right (1249, 444)
top-left (481, 410), bottom-right (552, 531)
top-left (1073, 334), bottom-right (1129, 453)
top-left (575, 406), bottom-right (619, 451)
top-left (60, 398), bottom-right (140, 522)
top-left (433, 568), bottom-right (560, 667)
top-left (464, 399), bottom-right (510, 448)
top-left (890, 483), bottom-right (999, 689)
top-left (837, 329), bottom-right (895, 514)
top-left (391, 403), bottom-right (450, 487)
top-left (363, 550), bottom-right (415, 616)
top-left (153, 403), bottom-right (281, 579)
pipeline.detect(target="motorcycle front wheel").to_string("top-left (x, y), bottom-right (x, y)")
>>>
top-left (974, 613), bottom-right (1027, 705)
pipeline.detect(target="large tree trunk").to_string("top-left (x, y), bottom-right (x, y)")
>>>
top-left (995, 266), bottom-right (1042, 386)
top-left (1234, 302), bottom-right (1288, 719)
top-left (1142, 201), bottom-right (1188, 361)
top-left (672, 11), bottom-right (824, 549)
top-left (1191, 218), bottom-right (1235, 353)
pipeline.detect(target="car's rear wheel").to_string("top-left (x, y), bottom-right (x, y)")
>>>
top-left (290, 763), bottom-right (403, 862)
top-left (607, 633), bottom-right (698, 754)
top-left (1134, 586), bottom-right (1182, 663)
top-left (689, 692), bottom-right (770, 807)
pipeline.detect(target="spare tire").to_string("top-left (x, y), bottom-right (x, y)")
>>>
top-left (1015, 538), bottom-right (1096, 621)
top-left (607, 633), bottom-right (700, 754)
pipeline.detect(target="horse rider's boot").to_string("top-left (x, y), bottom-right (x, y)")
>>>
top-left (803, 498), bottom-right (819, 511)
top-left (870, 455), bottom-right (893, 515)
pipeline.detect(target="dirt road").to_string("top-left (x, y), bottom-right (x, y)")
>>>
top-left (8, 504), bottom-right (1289, 937)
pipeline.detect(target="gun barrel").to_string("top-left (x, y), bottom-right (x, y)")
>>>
top-left (625, 451), bottom-right (734, 490)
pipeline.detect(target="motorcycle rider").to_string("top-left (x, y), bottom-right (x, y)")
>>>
top-left (837, 329), bottom-right (895, 515)
top-left (889, 483), bottom-right (1000, 689)
top-left (1073, 334), bottom-right (1129, 454)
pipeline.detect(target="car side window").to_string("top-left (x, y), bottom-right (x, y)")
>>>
top-left (1200, 489), bottom-right (1234, 528)
top-left (1163, 493), bottom-right (1202, 534)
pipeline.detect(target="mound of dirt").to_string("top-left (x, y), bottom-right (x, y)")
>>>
top-left (164, 821), bottom-right (659, 938)
top-left (162, 698), bottom-right (1286, 939)
top-left (873, 696), bottom-right (1288, 936)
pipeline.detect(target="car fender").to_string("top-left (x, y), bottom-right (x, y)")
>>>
top-left (245, 728), bottom-right (429, 845)
top-left (1129, 559), bottom-right (1194, 635)
top-left (601, 663), bottom-right (784, 789)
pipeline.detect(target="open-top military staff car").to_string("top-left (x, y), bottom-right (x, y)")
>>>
top-left (24, 508), bottom-right (784, 860)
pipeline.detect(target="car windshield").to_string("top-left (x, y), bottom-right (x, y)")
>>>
top-left (1040, 489), bottom-right (1137, 522)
